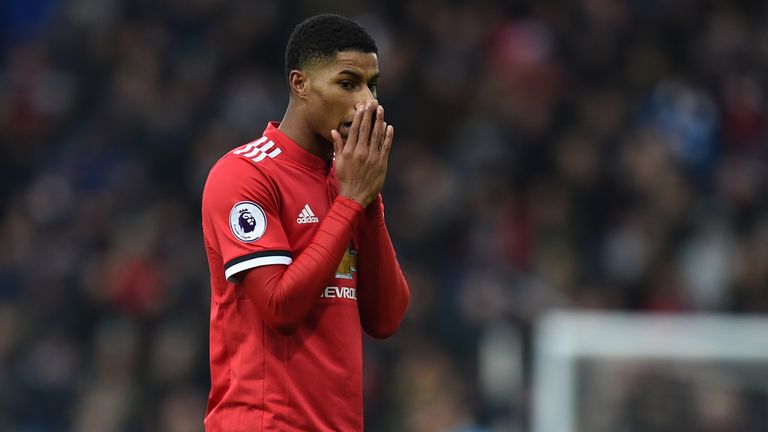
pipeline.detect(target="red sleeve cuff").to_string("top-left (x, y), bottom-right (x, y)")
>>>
top-left (334, 195), bottom-right (365, 214)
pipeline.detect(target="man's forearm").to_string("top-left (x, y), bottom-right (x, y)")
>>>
top-left (241, 196), bottom-right (364, 334)
top-left (357, 195), bottom-right (410, 338)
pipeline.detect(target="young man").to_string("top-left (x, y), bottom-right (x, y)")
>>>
top-left (200, 14), bottom-right (410, 431)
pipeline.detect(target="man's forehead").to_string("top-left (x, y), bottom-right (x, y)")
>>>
top-left (317, 51), bottom-right (379, 76)
top-left (334, 50), bottom-right (378, 65)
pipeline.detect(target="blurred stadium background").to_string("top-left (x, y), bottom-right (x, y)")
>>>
top-left (1, 0), bottom-right (767, 431)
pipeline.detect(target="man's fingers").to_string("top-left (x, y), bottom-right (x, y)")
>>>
top-left (356, 101), bottom-right (377, 152)
top-left (331, 129), bottom-right (343, 156)
top-left (345, 105), bottom-right (364, 153)
top-left (380, 124), bottom-right (394, 159)
top-left (369, 105), bottom-right (385, 156)
top-left (380, 121), bottom-right (387, 152)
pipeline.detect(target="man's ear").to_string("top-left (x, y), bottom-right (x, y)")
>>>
top-left (288, 70), bottom-right (310, 100)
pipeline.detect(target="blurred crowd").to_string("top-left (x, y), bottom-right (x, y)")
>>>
top-left (0, 0), bottom-right (766, 431)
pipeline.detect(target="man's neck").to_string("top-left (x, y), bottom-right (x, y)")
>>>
top-left (278, 105), bottom-right (333, 161)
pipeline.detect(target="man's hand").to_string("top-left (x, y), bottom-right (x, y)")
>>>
top-left (331, 100), bottom-right (393, 207)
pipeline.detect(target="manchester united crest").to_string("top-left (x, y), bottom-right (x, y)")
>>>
top-left (335, 246), bottom-right (358, 280)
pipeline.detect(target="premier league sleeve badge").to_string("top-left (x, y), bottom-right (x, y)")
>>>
top-left (229, 201), bottom-right (267, 242)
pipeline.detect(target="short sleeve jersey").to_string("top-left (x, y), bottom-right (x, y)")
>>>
top-left (201, 122), bottom-right (363, 431)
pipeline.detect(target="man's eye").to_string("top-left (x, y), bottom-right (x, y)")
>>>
top-left (340, 81), bottom-right (355, 90)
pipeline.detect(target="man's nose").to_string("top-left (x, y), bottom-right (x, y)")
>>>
top-left (357, 87), bottom-right (376, 106)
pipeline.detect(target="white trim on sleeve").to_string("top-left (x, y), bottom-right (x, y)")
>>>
top-left (225, 255), bottom-right (293, 282)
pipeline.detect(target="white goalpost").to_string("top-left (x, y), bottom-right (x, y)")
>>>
top-left (533, 311), bottom-right (768, 432)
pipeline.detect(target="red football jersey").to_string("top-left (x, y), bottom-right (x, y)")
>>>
top-left (201, 122), bottom-right (364, 431)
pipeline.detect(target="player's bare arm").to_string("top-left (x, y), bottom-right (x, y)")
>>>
top-left (332, 100), bottom-right (393, 207)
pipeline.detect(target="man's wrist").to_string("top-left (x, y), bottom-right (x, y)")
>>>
top-left (334, 195), bottom-right (366, 213)
top-left (338, 193), bottom-right (375, 208)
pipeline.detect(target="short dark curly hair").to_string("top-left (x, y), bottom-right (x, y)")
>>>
top-left (285, 14), bottom-right (378, 78)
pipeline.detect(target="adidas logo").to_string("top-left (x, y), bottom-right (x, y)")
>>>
top-left (297, 204), bottom-right (319, 224)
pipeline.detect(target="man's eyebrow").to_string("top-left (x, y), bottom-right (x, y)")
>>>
top-left (337, 69), bottom-right (380, 81)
